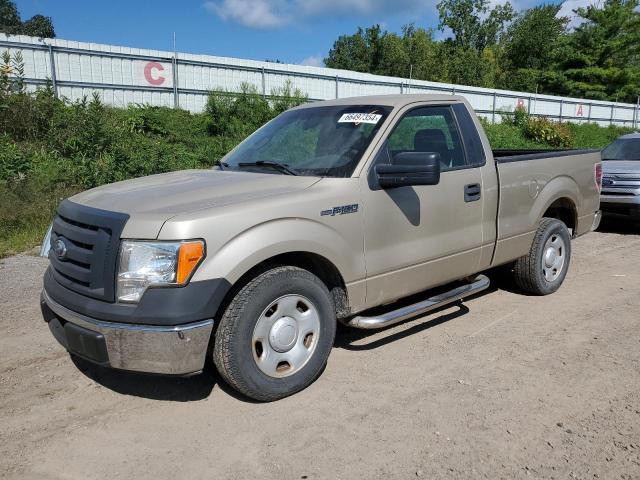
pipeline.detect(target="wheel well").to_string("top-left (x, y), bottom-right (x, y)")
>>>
top-left (543, 198), bottom-right (577, 235)
top-left (223, 252), bottom-right (350, 320)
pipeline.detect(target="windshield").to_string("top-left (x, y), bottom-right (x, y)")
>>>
top-left (221, 104), bottom-right (392, 177)
top-left (602, 138), bottom-right (640, 161)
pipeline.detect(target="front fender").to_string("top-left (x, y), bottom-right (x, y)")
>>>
top-left (192, 217), bottom-right (365, 289)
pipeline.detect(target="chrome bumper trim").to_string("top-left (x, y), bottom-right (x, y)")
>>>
top-left (592, 210), bottom-right (602, 231)
top-left (42, 289), bottom-right (213, 375)
top-left (600, 195), bottom-right (640, 205)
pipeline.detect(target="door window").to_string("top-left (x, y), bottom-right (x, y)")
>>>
top-left (377, 106), bottom-right (466, 171)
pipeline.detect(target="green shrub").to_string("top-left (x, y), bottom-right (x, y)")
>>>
top-left (480, 118), bottom-right (549, 149)
top-left (205, 81), bottom-right (308, 140)
top-left (566, 122), bottom-right (633, 149)
top-left (0, 134), bottom-right (29, 180)
top-left (523, 117), bottom-right (575, 148)
top-left (512, 106), bottom-right (529, 129)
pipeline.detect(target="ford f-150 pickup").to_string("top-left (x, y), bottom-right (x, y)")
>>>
top-left (40, 94), bottom-right (602, 401)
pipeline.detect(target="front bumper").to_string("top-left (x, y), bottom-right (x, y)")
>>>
top-left (41, 289), bottom-right (213, 375)
top-left (600, 198), bottom-right (640, 218)
top-left (600, 194), bottom-right (640, 206)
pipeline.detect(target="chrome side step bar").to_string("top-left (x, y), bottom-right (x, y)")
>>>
top-left (345, 274), bottom-right (490, 330)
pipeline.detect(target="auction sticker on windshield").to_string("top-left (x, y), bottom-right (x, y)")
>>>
top-left (338, 113), bottom-right (382, 124)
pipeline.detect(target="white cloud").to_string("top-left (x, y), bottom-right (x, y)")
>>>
top-left (300, 55), bottom-right (324, 67)
top-left (557, 0), bottom-right (594, 28)
top-left (205, 0), bottom-right (431, 29)
top-left (298, 0), bottom-right (425, 16)
top-left (203, 0), bottom-right (290, 29)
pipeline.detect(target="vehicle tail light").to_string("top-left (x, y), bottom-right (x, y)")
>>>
top-left (595, 163), bottom-right (603, 192)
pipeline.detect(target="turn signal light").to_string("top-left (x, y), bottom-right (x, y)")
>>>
top-left (177, 241), bottom-right (205, 284)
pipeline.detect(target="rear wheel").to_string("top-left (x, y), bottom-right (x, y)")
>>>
top-left (513, 217), bottom-right (572, 295)
top-left (213, 266), bottom-right (336, 401)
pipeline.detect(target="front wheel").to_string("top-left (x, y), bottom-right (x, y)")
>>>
top-left (213, 266), bottom-right (336, 401)
top-left (513, 217), bottom-right (572, 295)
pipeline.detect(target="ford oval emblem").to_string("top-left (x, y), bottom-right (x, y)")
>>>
top-left (53, 238), bottom-right (68, 259)
top-left (602, 178), bottom-right (614, 186)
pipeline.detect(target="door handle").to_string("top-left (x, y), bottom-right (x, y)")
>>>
top-left (464, 183), bottom-right (481, 202)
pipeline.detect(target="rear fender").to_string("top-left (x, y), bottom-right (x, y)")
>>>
top-left (531, 175), bottom-right (581, 230)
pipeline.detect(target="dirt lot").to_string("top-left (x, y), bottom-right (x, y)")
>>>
top-left (1, 218), bottom-right (640, 480)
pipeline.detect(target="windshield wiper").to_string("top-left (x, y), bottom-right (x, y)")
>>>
top-left (237, 160), bottom-right (299, 176)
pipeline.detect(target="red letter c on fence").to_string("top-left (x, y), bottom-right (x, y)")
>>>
top-left (144, 62), bottom-right (166, 86)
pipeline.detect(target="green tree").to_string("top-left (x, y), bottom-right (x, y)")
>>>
top-left (437, 0), bottom-right (515, 52)
top-left (436, 0), bottom-right (515, 89)
top-left (325, 25), bottom-right (382, 73)
top-left (401, 25), bottom-right (441, 82)
top-left (558, 0), bottom-right (640, 102)
top-left (20, 14), bottom-right (54, 38)
top-left (503, 5), bottom-right (568, 71)
top-left (0, 0), bottom-right (20, 34)
top-left (323, 0), bottom-right (640, 100)
top-left (0, 0), bottom-right (55, 38)
top-left (376, 32), bottom-right (410, 78)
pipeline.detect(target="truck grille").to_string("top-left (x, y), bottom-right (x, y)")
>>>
top-left (602, 173), bottom-right (640, 196)
top-left (48, 200), bottom-right (129, 302)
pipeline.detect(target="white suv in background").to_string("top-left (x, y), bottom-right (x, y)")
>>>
top-left (601, 133), bottom-right (640, 221)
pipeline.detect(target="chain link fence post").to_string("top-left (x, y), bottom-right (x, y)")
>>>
top-left (610, 103), bottom-right (615, 126)
top-left (172, 55), bottom-right (179, 109)
top-left (559, 99), bottom-right (564, 122)
top-left (47, 44), bottom-right (58, 99)
top-left (492, 92), bottom-right (497, 123)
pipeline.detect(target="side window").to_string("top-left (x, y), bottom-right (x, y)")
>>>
top-left (382, 106), bottom-right (466, 171)
top-left (452, 103), bottom-right (486, 167)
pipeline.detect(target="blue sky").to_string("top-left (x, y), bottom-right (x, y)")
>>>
top-left (13, 0), bottom-right (588, 66)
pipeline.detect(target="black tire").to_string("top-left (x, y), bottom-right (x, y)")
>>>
top-left (213, 266), bottom-right (336, 401)
top-left (513, 217), bottom-right (572, 295)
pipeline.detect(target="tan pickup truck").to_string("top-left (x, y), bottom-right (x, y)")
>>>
top-left (40, 94), bottom-right (602, 401)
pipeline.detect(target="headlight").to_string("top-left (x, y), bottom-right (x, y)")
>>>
top-left (40, 224), bottom-right (53, 257)
top-left (117, 240), bottom-right (205, 303)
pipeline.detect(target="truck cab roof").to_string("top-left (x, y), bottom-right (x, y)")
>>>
top-left (292, 94), bottom-right (467, 110)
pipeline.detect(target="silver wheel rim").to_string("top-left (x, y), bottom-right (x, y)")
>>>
top-left (542, 234), bottom-right (566, 282)
top-left (252, 294), bottom-right (321, 378)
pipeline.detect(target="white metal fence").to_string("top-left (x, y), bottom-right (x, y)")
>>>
top-left (1, 33), bottom-right (639, 127)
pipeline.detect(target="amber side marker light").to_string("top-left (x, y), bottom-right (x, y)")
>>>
top-left (177, 241), bottom-right (205, 284)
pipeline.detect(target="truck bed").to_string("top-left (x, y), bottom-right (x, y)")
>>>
top-left (491, 148), bottom-right (602, 266)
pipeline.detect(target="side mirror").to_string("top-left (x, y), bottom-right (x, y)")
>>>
top-left (375, 152), bottom-right (441, 189)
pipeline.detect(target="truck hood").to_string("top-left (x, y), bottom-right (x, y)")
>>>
top-left (70, 169), bottom-right (320, 238)
top-left (602, 160), bottom-right (640, 174)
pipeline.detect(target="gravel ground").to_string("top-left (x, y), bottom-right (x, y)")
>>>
top-left (1, 218), bottom-right (640, 480)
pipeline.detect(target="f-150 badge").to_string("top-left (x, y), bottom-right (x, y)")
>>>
top-left (321, 204), bottom-right (359, 216)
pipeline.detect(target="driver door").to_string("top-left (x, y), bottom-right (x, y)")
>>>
top-left (360, 104), bottom-right (485, 308)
